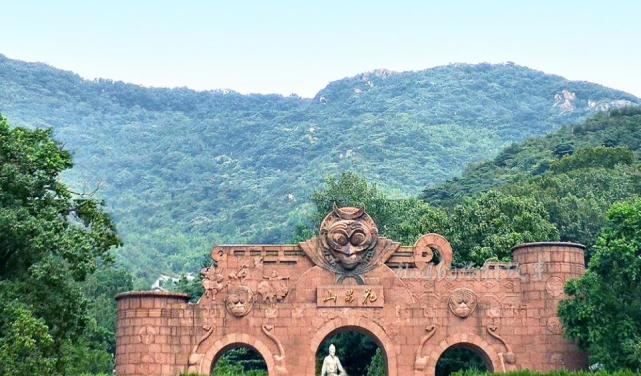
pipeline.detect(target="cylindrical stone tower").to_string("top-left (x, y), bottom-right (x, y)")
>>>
top-left (511, 242), bottom-right (587, 371)
top-left (115, 291), bottom-right (193, 376)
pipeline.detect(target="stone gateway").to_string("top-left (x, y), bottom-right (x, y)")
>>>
top-left (115, 207), bottom-right (587, 375)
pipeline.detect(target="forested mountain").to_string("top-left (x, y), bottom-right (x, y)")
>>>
top-left (0, 53), bottom-right (638, 282)
top-left (423, 107), bottom-right (641, 206)
top-left (422, 107), bottom-right (641, 257)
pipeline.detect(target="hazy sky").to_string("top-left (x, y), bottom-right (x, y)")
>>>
top-left (2, 0), bottom-right (640, 98)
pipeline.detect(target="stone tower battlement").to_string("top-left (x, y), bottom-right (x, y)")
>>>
top-left (115, 208), bottom-right (586, 375)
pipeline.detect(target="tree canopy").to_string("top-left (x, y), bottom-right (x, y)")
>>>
top-left (559, 199), bottom-right (641, 371)
top-left (0, 116), bottom-right (126, 375)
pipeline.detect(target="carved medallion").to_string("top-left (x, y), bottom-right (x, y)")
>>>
top-left (546, 317), bottom-right (563, 335)
top-left (545, 276), bottom-right (565, 297)
top-left (299, 206), bottom-right (400, 283)
top-left (225, 286), bottom-right (254, 317)
top-left (413, 235), bottom-right (434, 269)
top-left (138, 326), bottom-right (156, 345)
top-left (448, 288), bottom-right (477, 318)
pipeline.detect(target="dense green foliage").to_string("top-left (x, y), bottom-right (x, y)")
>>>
top-left (294, 171), bottom-right (448, 245)
top-left (2, 54), bottom-right (637, 283)
top-left (0, 116), bottom-right (128, 375)
top-left (423, 108), bottom-right (641, 206)
top-left (366, 348), bottom-right (385, 376)
top-left (559, 199), bottom-right (641, 371)
top-left (448, 191), bottom-right (559, 265)
top-left (424, 109), bottom-right (641, 256)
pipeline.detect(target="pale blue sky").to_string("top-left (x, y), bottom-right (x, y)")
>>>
top-left (1, 0), bottom-right (640, 97)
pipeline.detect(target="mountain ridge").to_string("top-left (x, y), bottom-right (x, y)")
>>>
top-left (1, 53), bottom-right (638, 282)
top-left (3, 53), bottom-right (638, 105)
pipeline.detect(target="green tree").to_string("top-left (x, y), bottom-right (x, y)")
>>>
top-left (449, 191), bottom-right (560, 266)
top-left (295, 172), bottom-right (448, 245)
top-left (0, 303), bottom-right (55, 375)
top-left (0, 116), bottom-right (121, 375)
top-left (366, 348), bottom-right (386, 376)
top-left (559, 199), bottom-right (641, 371)
top-left (502, 164), bottom-right (641, 257)
top-left (83, 266), bottom-right (134, 354)
top-left (550, 147), bottom-right (634, 174)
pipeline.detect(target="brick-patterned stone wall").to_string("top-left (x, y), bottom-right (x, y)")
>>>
top-left (511, 243), bottom-right (587, 370)
top-left (115, 291), bottom-right (193, 375)
top-left (115, 209), bottom-right (588, 376)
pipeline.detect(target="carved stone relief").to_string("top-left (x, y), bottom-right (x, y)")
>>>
top-left (448, 288), bottom-right (478, 318)
top-left (262, 325), bottom-right (288, 375)
top-left (414, 324), bottom-right (437, 371)
top-left (550, 352), bottom-right (566, 367)
top-left (546, 317), bottom-right (563, 335)
top-left (228, 263), bottom-right (249, 281)
top-left (487, 320), bottom-right (516, 367)
top-left (257, 270), bottom-right (289, 304)
top-left (545, 276), bottom-right (565, 298)
top-left (138, 326), bottom-right (156, 345)
top-left (225, 286), bottom-right (254, 317)
top-left (299, 206), bottom-right (400, 284)
top-left (187, 320), bottom-right (215, 372)
top-left (201, 267), bottom-right (227, 301)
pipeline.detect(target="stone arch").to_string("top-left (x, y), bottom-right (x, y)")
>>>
top-left (197, 333), bottom-right (276, 375)
top-left (424, 333), bottom-right (503, 376)
top-left (308, 317), bottom-right (399, 375)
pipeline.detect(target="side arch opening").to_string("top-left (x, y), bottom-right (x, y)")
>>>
top-left (211, 343), bottom-right (268, 375)
top-left (435, 343), bottom-right (493, 376)
top-left (197, 334), bottom-right (276, 375)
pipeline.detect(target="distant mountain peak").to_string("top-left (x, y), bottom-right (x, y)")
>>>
top-left (0, 53), bottom-right (638, 279)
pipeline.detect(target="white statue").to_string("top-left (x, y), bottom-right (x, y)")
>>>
top-left (321, 344), bottom-right (346, 376)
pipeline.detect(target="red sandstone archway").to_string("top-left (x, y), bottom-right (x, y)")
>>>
top-left (424, 333), bottom-right (502, 376)
top-left (198, 333), bottom-right (276, 375)
top-left (308, 317), bottom-right (399, 375)
top-left (115, 210), bottom-right (588, 375)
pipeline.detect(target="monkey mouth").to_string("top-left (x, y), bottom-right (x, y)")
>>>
top-left (337, 255), bottom-right (361, 269)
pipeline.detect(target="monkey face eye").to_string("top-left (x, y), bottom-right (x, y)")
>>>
top-left (331, 231), bottom-right (349, 246)
top-left (350, 230), bottom-right (367, 246)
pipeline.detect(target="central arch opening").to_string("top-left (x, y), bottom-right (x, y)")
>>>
top-left (315, 327), bottom-right (387, 376)
top-left (435, 343), bottom-right (492, 376)
top-left (211, 344), bottom-right (268, 376)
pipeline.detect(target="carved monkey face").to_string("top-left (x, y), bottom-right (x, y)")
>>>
top-left (320, 207), bottom-right (378, 271)
top-left (225, 286), bottom-right (254, 317)
top-left (325, 220), bottom-right (374, 269)
top-left (448, 288), bottom-right (477, 318)
top-left (454, 301), bottom-right (471, 318)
